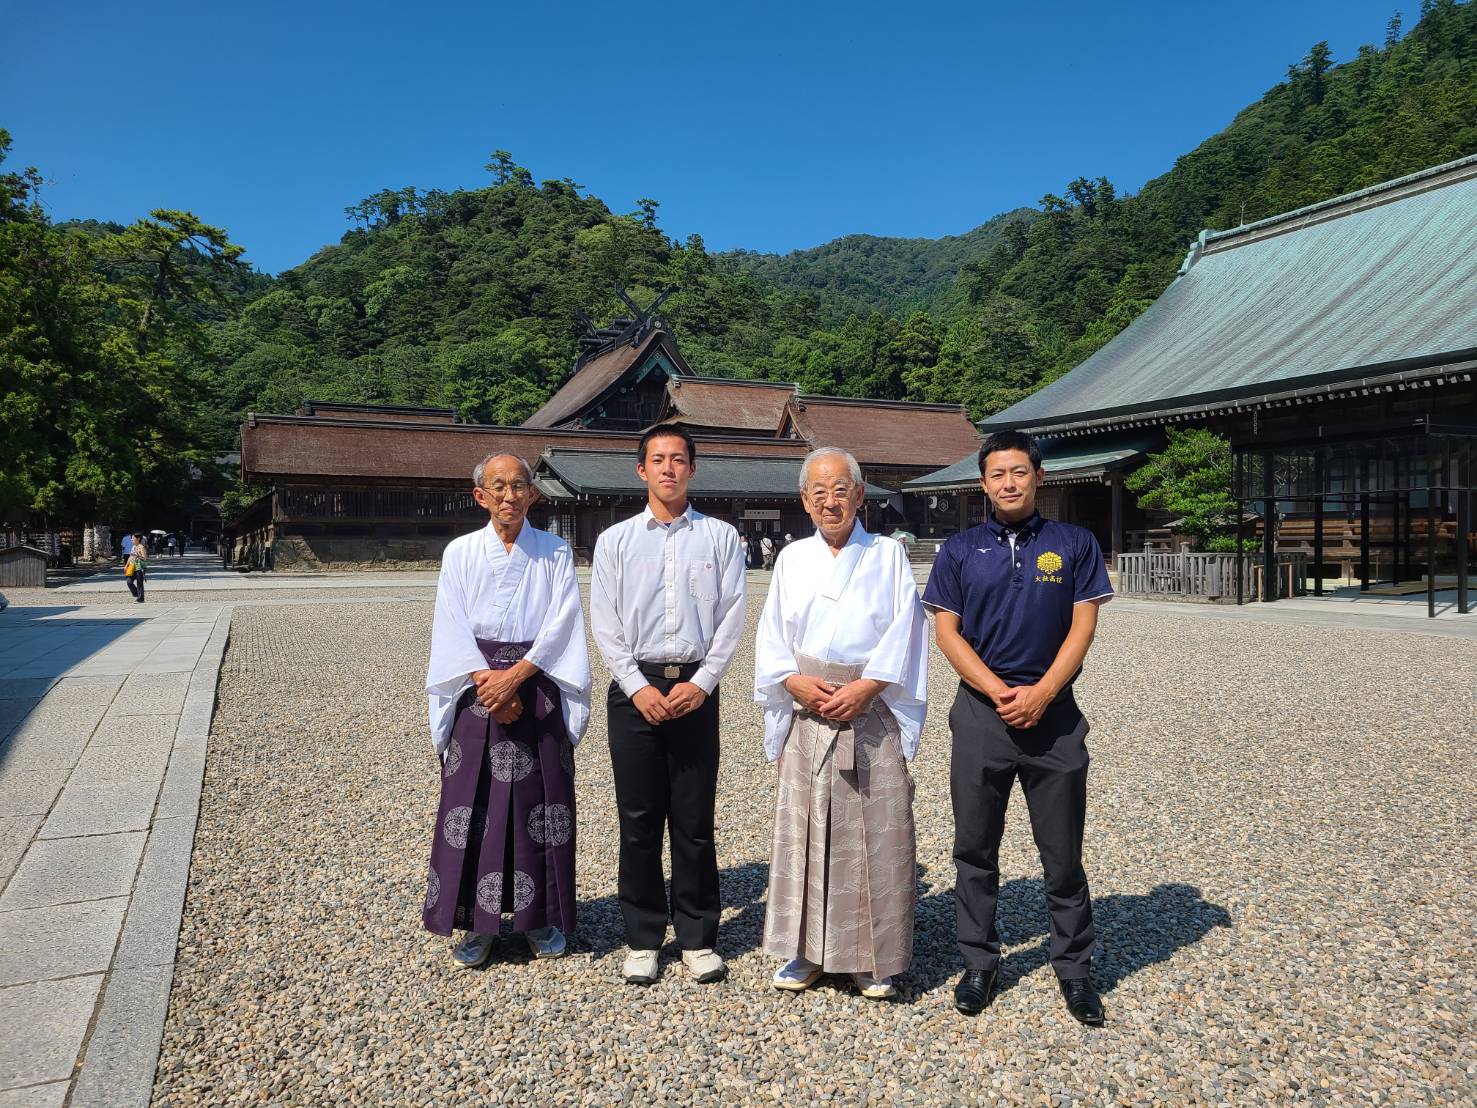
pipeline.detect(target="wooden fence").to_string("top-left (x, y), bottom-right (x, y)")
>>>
top-left (277, 486), bottom-right (479, 522)
top-left (1117, 544), bottom-right (1308, 601)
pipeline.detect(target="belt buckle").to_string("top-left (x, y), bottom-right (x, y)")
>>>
top-left (662, 664), bottom-right (681, 680)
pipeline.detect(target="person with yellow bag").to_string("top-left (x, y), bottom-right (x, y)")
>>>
top-left (125, 534), bottom-right (147, 603)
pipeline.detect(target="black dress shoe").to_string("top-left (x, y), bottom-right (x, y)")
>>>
top-left (1059, 978), bottom-right (1104, 1026)
top-left (953, 967), bottom-right (997, 1015)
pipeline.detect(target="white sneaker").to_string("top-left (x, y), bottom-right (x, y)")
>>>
top-left (450, 930), bottom-right (496, 969)
top-left (525, 926), bottom-right (566, 958)
top-left (623, 948), bottom-right (660, 984)
top-left (681, 948), bottom-right (726, 983)
top-left (852, 972), bottom-right (897, 1000)
top-left (772, 958), bottom-right (822, 991)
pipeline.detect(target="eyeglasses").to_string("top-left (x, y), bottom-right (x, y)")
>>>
top-left (484, 481), bottom-right (531, 498)
top-left (806, 484), bottom-right (855, 504)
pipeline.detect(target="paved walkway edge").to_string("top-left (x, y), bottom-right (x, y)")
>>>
top-left (70, 607), bottom-right (233, 1108)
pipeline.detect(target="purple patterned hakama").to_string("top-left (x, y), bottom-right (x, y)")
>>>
top-left (423, 639), bottom-right (576, 936)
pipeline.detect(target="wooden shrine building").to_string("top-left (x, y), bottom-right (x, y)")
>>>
top-left (906, 154), bottom-right (1477, 614)
top-left (231, 294), bottom-right (980, 568)
top-left (902, 436), bottom-right (1159, 557)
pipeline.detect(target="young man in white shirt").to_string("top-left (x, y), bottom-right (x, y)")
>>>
top-left (590, 424), bottom-right (746, 985)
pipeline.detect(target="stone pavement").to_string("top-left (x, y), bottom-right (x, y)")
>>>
top-left (0, 601), bottom-right (230, 1107)
top-left (46, 552), bottom-right (438, 594)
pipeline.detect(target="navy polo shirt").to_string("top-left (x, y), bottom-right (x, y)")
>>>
top-left (922, 512), bottom-right (1113, 688)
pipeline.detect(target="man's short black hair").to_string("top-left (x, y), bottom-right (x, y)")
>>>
top-left (978, 430), bottom-right (1042, 474)
top-left (637, 422), bottom-right (697, 466)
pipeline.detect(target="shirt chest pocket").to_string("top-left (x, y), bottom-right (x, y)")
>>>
top-left (687, 560), bottom-right (720, 601)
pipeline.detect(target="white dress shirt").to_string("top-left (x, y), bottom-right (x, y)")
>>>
top-left (590, 504), bottom-right (746, 698)
top-left (753, 521), bottom-right (928, 762)
top-left (425, 521), bottom-right (592, 753)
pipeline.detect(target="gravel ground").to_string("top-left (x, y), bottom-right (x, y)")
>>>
top-left (152, 589), bottom-right (1476, 1106)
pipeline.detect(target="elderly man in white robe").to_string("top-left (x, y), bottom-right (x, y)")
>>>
top-left (755, 447), bottom-right (928, 1000)
top-left (423, 452), bottom-right (592, 968)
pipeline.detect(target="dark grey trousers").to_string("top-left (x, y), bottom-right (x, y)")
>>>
top-left (949, 683), bottom-right (1094, 979)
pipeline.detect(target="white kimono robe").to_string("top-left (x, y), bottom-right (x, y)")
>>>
top-left (426, 521), bottom-right (591, 754)
top-left (753, 522), bottom-right (928, 762)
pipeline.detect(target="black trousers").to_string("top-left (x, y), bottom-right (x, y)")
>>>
top-left (126, 570), bottom-right (145, 602)
top-left (949, 683), bottom-right (1094, 979)
top-left (607, 677), bottom-right (721, 950)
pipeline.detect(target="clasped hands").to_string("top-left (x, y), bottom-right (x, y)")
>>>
top-left (785, 674), bottom-right (887, 723)
top-left (989, 681), bottom-right (1054, 729)
top-left (631, 682), bottom-right (707, 725)
top-left (471, 661), bottom-right (535, 725)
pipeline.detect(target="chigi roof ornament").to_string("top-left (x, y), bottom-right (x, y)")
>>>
top-left (576, 286), bottom-right (676, 356)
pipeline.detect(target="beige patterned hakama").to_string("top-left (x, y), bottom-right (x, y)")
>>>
top-left (762, 654), bottom-right (916, 978)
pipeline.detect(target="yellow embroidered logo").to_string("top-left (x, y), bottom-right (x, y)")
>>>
top-left (1034, 549), bottom-right (1064, 584)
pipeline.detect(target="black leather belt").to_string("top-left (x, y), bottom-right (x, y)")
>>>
top-left (637, 660), bottom-right (703, 681)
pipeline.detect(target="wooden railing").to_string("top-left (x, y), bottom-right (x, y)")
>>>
top-left (278, 486), bottom-right (478, 521)
top-left (1117, 544), bottom-right (1308, 601)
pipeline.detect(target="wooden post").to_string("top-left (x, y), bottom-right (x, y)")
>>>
top-left (1457, 488), bottom-right (1470, 616)
top-left (1313, 451), bottom-right (1324, 597)
top-left (1427, 488), bottom-right (1438, 619)
top-left (1110, 475), bottom-right (1124, 571)
top-left (1179, 541), bottom-right (1191, 595)
top-left (1392, 456), bottom-right (1402, 586)
top-left (1359, 461), bottom-right (1371, 591)
top-left (1262, 451), bottom-right (1277, 602)
top-left (1235, 451), bottom-right (1245, 607)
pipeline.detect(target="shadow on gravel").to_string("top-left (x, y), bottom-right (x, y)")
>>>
top-left (569, 861), bottom-right (771, 960)
top-left (907, 880), bottom-right (1232, 998)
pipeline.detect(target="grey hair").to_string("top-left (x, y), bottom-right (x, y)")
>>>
top-left (472, 452), bottom-right (533, 488)
top-left (799, 447), bottom-right (863, 492)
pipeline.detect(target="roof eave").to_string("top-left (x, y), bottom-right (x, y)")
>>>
top-left (984, 353), bottom-right (1477, 437)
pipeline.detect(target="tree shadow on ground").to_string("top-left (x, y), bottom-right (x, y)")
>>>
top-left (902, 879), bottom-right (1232, 1001)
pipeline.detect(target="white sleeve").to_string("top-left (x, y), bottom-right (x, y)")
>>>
top-left (589, 529), bottom-right (648, 699)
top-left (693, 525), bottom-right (747, 694)
top-left (524, 542), bottom-right (593, 744)
top-left (425, 549), bottom-right (487, 754)
top-left (862, 545), bottom-right (929, 761)
top-left (753, 554), bottom-right (797, 761)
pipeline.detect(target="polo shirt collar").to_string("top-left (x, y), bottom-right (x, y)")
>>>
top-left (983, 509), bottom-right (1045, 542)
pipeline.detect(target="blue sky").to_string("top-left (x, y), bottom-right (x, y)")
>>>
top-left (7, 0), bottom-right (1404, 274)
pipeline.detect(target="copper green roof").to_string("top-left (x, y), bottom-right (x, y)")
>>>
top-left (983, 155), bottom-right (1477, 434)
top-left (903, 438), bottom-right (1154, 492)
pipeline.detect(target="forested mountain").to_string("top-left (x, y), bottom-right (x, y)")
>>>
top-left (4, 0), bottom-right (1474, 528)
top-left (714, 208), bottom-right (1037, 324)
top-left (905, 0), bottom-right (1477, 412)
top-left (211, 0), bottom-right (1474, 426)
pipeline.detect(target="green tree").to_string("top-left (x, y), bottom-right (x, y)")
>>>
top-left (0, 131), bottom-right (243, 529)
top-left (438, 323), bottom-right (557, 425)
top-left (1124, 428), bottom-right (1238, 549)
top-left (104, 209), bottom-right (244, 338)
top-left (484, 150), bottom-right (533, 188)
